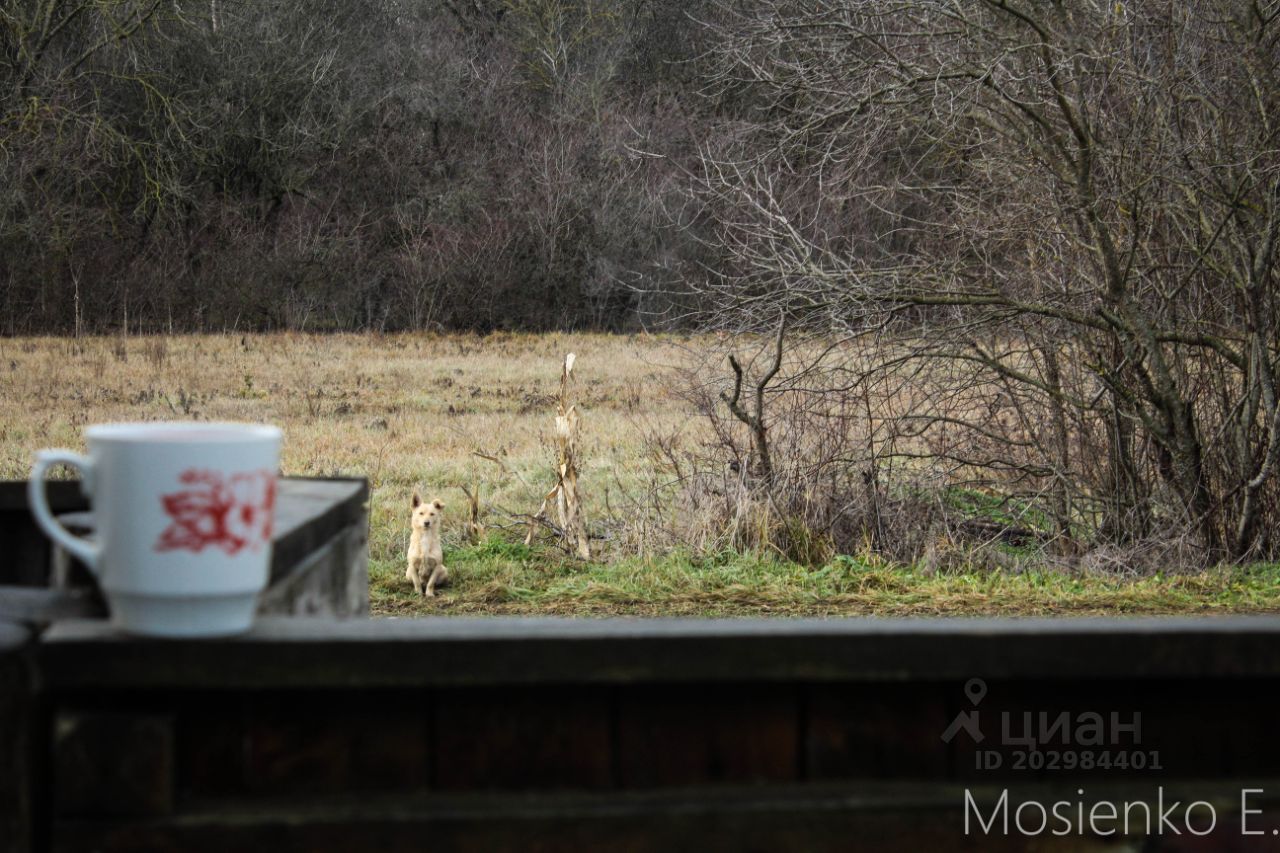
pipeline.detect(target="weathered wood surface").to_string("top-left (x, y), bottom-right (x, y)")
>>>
top-left (256, 522), bottom-right (368, 618)
top-left (0, 481), bottom-right (87, 587)
top-left (0, 622), bottom-right (34, 853)
top-left (267, 478), bottom-right (367, 586)
top-left (30, 615), bottom-right (1280, 851)
top-left (56, 782), bottom-right (1273, 853)
top-left (0, 588), bottom-right (100, 624)
top-left (54, 712), bottom-right (174, 818)
top-left (35, 615), bottom-right (1280, 688)
top-left (35, 675), bottom-right (1280, 851)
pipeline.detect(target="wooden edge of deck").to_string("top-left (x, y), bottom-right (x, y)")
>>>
top-left (36, 614), bottom-right (1280, 689)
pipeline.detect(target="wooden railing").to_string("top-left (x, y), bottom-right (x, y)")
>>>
top-left (3, 617), bottom-right (1279, 851)
top-left (4, 481), bottom-right (1280, 851)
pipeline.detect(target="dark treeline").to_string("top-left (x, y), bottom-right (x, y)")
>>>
top-left (1, 0), bottom-right (723, 334)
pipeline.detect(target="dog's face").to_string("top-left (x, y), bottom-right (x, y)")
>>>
top-left (411, 492), bottom-right (444, 533)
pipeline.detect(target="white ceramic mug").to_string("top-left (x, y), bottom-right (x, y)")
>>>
top-left (28, 422), bottom-right (282, 637)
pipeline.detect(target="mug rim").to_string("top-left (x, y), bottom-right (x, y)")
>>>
top-left (85, 421), bottom-right (282, 443)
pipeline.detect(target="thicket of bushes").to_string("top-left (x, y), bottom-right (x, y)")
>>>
top-left (651, 1), bottom-right (1280, 566)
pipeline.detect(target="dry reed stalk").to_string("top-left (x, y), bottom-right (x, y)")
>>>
top-left (460, 481), bottom-right (485, 545)
top-left (525, 352), bottom-right (591, 560)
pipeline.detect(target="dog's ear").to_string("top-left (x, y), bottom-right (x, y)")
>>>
top-left (412, 490), bottom-right (422, 508)
top-left (433, 499), bottom-right (444, 510)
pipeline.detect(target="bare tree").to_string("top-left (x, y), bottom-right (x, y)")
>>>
top-left (679, 0), bottom-right (1280, 562)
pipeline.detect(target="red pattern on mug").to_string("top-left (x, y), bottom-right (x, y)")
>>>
top-left (155, 469), bottom-right (277, 555)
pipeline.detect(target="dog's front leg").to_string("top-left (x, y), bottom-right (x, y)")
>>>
top-left (408, 560), bottom-right (424, 597)
top-left (425, 558), bottom-right (446, 597)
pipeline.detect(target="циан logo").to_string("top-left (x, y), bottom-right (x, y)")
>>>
top-left (942, 678), bottom-right (987, 743)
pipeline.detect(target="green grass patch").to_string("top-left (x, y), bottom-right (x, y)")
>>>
top-left (368, 534), bottom-right (1280, 618)
top-left (944, 486), bottom-right (1052, 532)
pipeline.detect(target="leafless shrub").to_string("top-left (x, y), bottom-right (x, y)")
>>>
top-left (1077, 532), bottom-right (1210, 579)
top-left (614, 334), bottom-right (964, 565)
top-left (656, 0), bottom-right (1280, 568)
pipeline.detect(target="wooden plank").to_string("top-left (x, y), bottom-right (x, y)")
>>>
top-left (434, 687), bottom-right (612, 791)
top-left (116, 690), bottom-right (431, 802)
top-left (0, 588), bottom-right (102, 625)
top-left (243, 695), bottom-right (428, 796)
top-left (50, 781), bottom-right (1270, 853)
top-left (0, 481), bottom-right (88, 587)
top-left (52, 713), bottom-right (174, 818)
top-left (807, 683), bottom-right (951, 780)
top-left (268, 479), bottom-right (367, 584)
top-left (617, 685), bottom-right (798, 787)
top-left (37, 616), bottom-right (1280, 690)
top-left (0, 621), bottom-right (34, 853)
top-left (174, 698), bottom-right (248, 800)
top-left (256, 524), bottom-right (368, 617)
top-left (0, 481), bottom-right (86, 513)
top-left (0, 514), bottom-right (52, 587)
top-left (47, 811), bottom-right (1069, 853)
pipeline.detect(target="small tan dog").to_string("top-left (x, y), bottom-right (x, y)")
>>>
top-left (406, 492), bottom-right (448, 597)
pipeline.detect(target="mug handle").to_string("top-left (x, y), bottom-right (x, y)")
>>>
top-left (28, 450), bottom-right (101, 574)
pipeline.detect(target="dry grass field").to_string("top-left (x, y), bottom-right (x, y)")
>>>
top-left (4, 333), bottom-right (1280, 617)
top-left (0, 331), bottom-right (687, 565)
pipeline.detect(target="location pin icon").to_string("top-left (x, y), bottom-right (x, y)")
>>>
top-left (964, 678), bottom-right (987, 706)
